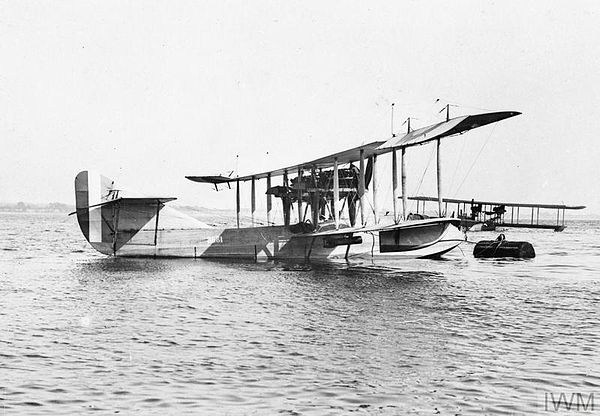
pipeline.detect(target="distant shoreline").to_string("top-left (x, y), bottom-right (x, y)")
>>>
top-left (1, 202), bottom-right (598, 220)
top-left (0, 202), bottom-right (74, 213)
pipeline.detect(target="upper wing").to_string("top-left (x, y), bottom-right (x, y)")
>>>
top-left (186, 111), bottom-right (521, 184)
top-left (186, 141), bottom-right (385, 183)
top-left (378, 111), bottom-right (521, 150)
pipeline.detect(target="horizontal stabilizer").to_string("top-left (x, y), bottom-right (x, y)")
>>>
top-left (74, 170), bottom-right (179, 254)
top-left (69, 197), bottom-right (177, 215)
top-left (186, 175), bottom-right (234, 184)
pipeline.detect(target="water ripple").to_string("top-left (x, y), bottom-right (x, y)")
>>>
top-left (1, 213), bottom-right (599, 414)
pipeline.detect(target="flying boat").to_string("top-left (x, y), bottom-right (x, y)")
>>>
top-left (406, 195), bottom-right (585, 231)
top-left (72, 110), bottom-right (521, 260)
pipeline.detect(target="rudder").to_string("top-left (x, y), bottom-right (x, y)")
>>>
top-left (73, 171), bottom-right (159, 255)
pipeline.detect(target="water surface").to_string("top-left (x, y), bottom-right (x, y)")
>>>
top-left (1, 212), bottom-right (599, 414)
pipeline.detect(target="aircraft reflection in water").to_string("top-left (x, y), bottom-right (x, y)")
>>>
top-left (72, 110), bottom-right (529, 261)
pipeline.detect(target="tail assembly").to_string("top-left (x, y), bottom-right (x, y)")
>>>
top-left (72, 171), bottom-right (177, 255)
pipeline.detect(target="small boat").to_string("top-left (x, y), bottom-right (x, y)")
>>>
top-left (72, 110), bottom-right (520, 260)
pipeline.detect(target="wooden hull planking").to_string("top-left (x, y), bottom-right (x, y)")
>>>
top-left (99, 217), bottom-right (464, 261)
top-left (74, 171), bottom-right (465, 261)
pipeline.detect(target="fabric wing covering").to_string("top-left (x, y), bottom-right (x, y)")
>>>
top-left (378, 111), bottom-right (521, 150)
top-left (186, 111), bottom-right (521, 183)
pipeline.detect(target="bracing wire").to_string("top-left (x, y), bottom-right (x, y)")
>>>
top-left (400, 144), bottom-right (435, 216)
top-left (449, 134), bottom-right (467, 197)
top-left (366, 165), bottom-right (388, 223)
top-left (412, 144), bottom-right (436, 198)
top-left (379, 165), bottom-right (393, 220)
top-left (454, 123), bottom-right (498, 196)
top-left (432, 98), bottom-right (495, 113)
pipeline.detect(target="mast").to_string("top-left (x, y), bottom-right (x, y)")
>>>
top-left (283, 170), bottom-right (290, 227)
top-left (392, 149), bottom-right (399, 223)
top-left (311, 165), bottom-right (319, 227)
top-left (297, 167), bottom-right (303, 222)
top-left (333, 157), bottom-right (339, 229)
top-left (391, 102), bottom-right (398, 223)
top-left (401, 118), bottom-right (411, 221)
top-left (391, 103), bottom-right (395, 136)
top-left (436, 104), bottom-right (450, 218)
top-left (401, 147), bottom-right (407, 220)
top-left (437, 139), bottom-right (443, 217)
top-left (251, 176), bottom-right (256, 226)
top-left (359, 149), bottom-right (366, 226)
top-left (372, 154), bottom-right (378, 224)
top-left (266, 173), bottom-right (272, 226)
top-left (236, 179), bottom-right (240, 229)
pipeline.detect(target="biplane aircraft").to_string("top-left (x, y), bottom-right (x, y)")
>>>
top-left (72, 110), bottom-right (521, 260)
top-left (406, 196), bottom-right (585, 232)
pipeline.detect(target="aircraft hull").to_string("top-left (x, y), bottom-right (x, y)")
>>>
top-left (90, 216), bottom-right (464, 261)
top-left (73, 171), bottom-right (464, 261)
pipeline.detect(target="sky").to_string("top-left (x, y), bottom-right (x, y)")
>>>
top-left (1, 0), bottom-right (599, 215)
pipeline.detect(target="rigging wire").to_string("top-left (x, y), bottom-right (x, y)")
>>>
top-left (379, 162), bottom-right (393, 221)
top-left (454, 123), bottom-right (498, 197)
top-left (448, 134), bottom-right (467, 197)
top-left (272, 197), bottom-right (281, 225)
top-left (411, 144), bottom-right (436, 209)
top-left (433, 98), bottom-right (495, 113)
top-left (365, 162), bottom-right (386, 223)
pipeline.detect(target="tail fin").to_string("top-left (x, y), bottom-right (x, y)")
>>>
top-left (73, 171), bottom-right (175, 255)
top-left (74, 171), bottom-right (118, 250)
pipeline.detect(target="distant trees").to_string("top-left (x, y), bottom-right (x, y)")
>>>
top-left (48, 202), bottom-right (71, 212)
top-left (0, 202), bottom-right (73, 212)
